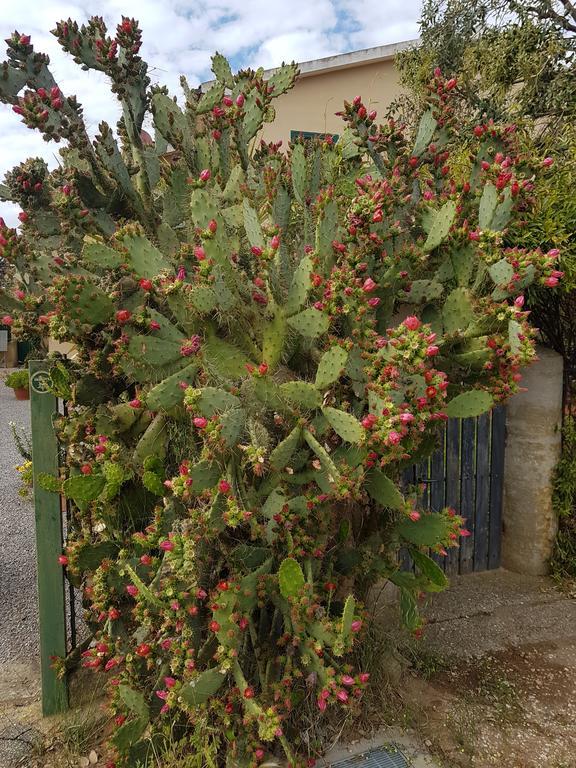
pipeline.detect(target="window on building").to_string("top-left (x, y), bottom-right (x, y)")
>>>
top-left (290, 130), bottom-right (339, 144)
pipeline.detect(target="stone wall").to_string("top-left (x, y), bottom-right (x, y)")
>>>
top-left (502, 346), bottom-right (564, 575)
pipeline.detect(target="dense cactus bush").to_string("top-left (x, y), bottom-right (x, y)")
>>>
top-left (0, 19), bottom-right (562, 767)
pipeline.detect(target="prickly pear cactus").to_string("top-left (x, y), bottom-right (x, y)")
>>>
top-left (0, 25), bottom-right (562, 768)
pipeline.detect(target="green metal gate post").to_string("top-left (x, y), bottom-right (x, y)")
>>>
top-left (29, 360), bottom-right (69, 715)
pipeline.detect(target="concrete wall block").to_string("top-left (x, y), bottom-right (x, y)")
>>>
top-left (502, 346), bottom-right (563, 575)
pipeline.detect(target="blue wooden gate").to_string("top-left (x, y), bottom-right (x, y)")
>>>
top-left (404, 406), bottom-right (506, 574)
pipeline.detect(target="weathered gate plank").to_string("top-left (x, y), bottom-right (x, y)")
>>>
top-left (444, 418), bottom-right (461, 575)
top-left (459, 418), bottom-right (476, 573)
top-left (429, 431), bottom-right (446, 566)
top-left (474, 412), bottom-right (491, 570)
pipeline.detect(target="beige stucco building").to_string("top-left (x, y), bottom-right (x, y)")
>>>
top-left (258, 41), bottom-right (415, 146)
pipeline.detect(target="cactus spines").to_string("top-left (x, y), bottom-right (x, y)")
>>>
top-left (122, 232), bottom-right (169, 279)
top-left (193, 387), bottom-right (241, 416)
top-left (150, 92), bottom-right (194, 167)
top-left (508, 319), bottom-right (522, 353)
top-left (133, 413), bottom-right (167, 466)
top-left (190, 285), bottom-right (218, 314)
top-left (340, 594), bottom-right (356, 640)
top-left (0, 30), bottom-right (556, 766)
top-left (450, 245), bottom-right (475, 286)
top-left (127, 335), bottom-right (183, 368)
top-left (365, 469), bottom-right (404, 510)
top-left (188, 460), bottom-right (220, 492)
top-left (315, 198), bottom-right (338, 264)
top-left (220, 407), bottom-right (247, 447)
top-left (491, 188), bottom-right (513, 231)
top-left (239, 96), bottom-right (264, 147)
top-left (262, 309), bottom-right (287, 369)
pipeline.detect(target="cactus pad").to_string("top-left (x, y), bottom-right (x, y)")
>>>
top-left (287, 307), bottom-right (329, 338)
top-left (122, 233), bottom-right (169, 279)
top-left (303, 429), bottom-right (340, 481)
top-left (422, 200), bottom-right (457, 252)
top-left (279, 381), bottom-right (322, 409)
top-left (285, 255), bottom-right (313, 316)
top-left (442, 287), bottom-right (473, 334)
top-left (365, 469), bottom-right (404, 510)
top-left (412, 108), bottom-right (437, 157)
top-left (478, 182), bottom-right (498, 230)
top-left (278, 557), bottom-right (305, 599)
top-left (489, 258), bottom-right (514, 285)
top-left (315, 346), bottom-right (348, 389)
top-left (54, 276), bottom-right (114, 327)
top-left (266, 63), bottom-right (299, 97)
top-left (242, 200), bottom-right (265, 249)
top-left (146, 363), bottom-right (199, 411)
top-left (445, 390), bottom-right (493, 418)
top-left (82, 238), bottom-right (122, 269)
top-left (269, 426), bottom-right (302, 469)
top-left (322, 407), bottom-right (364, 444)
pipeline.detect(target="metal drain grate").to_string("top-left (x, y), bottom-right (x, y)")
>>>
top-left (329, 746), bottom-right (410, 768)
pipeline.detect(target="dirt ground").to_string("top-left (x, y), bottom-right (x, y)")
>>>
top-left (397, 570), bottom-right (576, 768)
top-left (3, 569), bottom-right (576, 768)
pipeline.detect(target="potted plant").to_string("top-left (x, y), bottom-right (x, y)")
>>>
top-left (4, 369), bottom-right (29, 400)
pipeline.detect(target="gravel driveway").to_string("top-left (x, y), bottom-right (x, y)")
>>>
top-left (0, 378), bottom-right (38, 664)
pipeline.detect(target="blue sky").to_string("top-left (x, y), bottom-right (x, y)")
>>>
top-left (0, 0), bottom-right (422, 225)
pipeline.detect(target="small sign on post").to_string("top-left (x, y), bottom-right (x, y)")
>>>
top-left (29, 360), bottom-right (69, 715)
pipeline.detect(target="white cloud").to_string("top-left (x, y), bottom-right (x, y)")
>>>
top-left (0, 0), bottom-right (421, 226)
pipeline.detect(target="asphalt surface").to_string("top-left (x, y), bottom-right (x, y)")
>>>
top-left (0, 379), bottom-right (38, 664)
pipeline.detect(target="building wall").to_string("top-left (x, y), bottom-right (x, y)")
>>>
top-left (259, 58), bottom-right (405, 146)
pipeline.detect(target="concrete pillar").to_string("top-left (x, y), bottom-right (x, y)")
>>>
top-left (502, 346), bottom-right (563, 575)
top-left (6, 340), bottom-right (17, 367)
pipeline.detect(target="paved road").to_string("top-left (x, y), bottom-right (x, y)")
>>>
top-left (0, 378), bottom-right (38, 664)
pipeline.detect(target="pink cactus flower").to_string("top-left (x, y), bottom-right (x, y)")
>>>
top-left (404, 316), bottom-right (420, 331)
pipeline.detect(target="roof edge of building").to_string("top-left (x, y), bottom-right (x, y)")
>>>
top-left (201, 39), bottom-right (418, 89)
top-left (280, 39), bottom-right (418, 79)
